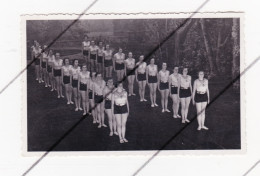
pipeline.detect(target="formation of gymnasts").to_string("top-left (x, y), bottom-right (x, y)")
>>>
top-left (31, 37), bottom-right (210, 145)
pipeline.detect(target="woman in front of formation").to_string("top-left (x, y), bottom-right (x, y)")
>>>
top-left (89, 41), bottom-right (98, 72)
top-left (52, 52), bottom-right (64, 98)
top-left (136, 55), bottom-right (147, 102)
top-left (178, 67), bottom-right (192, 123)
top-left (41, 45), bottom-right (49, 87)
top-left (125, 52), bottom-right (136, 96)
top-left (146, 58), bottom-right (158, 107)
top-left (47, 49), bottom-right (55, 91)
top-left (82, 36), bottom-right (90, 71)
top-left (113, 48), bottom-right (125, 82)
top-left (78, 64), bottom-right (90, 115)
top-left (169, 66), bottom-right (181, 118)
top-left (192, 71), bottom-right (210, 130)
top-left (32, 42), bottom-right (42, 83)
top-left (61, 58), bottom-right (73, 105)
top-left (112, 83), bottom-right (129, 143)
top-left (103, 44), bottom-right (113, 78)
top-left (93, 73), bottom-right (106, 128)
top-left (89, 72), bottom-right (96, 123)
top-left (103, 78), bottom-right (118, 136)
top-left (71, 59), bottom-right (82, 111)
top-left (158, 63), bottom-right (170, 113)
top-left (97, 41), bottom-right (104, 74)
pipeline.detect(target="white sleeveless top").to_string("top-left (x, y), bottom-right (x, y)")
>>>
top-left (159, 70), bottom-right (170, 82)
top-left (62, 65), bottom-right (72, 76)
top-left (89, 79), bottom-right (95, 91)
top-left (169, 73), bottom-right (181, 86)
top-left (196, 79), bottom-right (208, 92)
top-left (94, 80), bottom-right (106, 95)
top-left (70, 66), bottom-right (81, 79)
top-left (147, 64), bottom-right (158, 76)
top-left (114, 53), bottom-right (125, 64)
top-left (114, 90), bottom-right (127, 105)
top-left (104, 86), bottom-right (114, 100)
top-left (180, 75), bottom-right (191, 88)
top-left (42, 52), bottom-right (48, 62)
top-left (97, 47), bottom-right (104, 56)
top-left (136, 61), bottom-right (147, 74)
top-left (125, 58), bottom-right (135, 69)
top-left (82, 41), bottom-right (90, 50)
top-left (89, 45), bottom-right (97, 54)
top-left (104, 50), bottom-right (113, 60)
top-left (79, 71), bottom-right (90, 84)
top-left (53, 59), bottom-right (63, 69)
top-left (48, 55), bottom-right (55, 65)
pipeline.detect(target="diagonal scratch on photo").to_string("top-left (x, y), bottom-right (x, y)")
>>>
top-left (25, 15), bottom-right (242, 153)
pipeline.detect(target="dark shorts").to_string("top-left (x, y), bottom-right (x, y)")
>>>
top-left (90, 54), bottom-right (96, 60)
top-left (179, 87), bottom-right (191, 98)
top-left (104, 59), bottom-right (113, 67)
top-left (114, 104), bottom-right (128, 114)
top-left (195, 92), bottom-right (208, 103)
top-left (72, 79), bottom-right (78, 88)
top-left (34, 57), bottom-right (40, 65)
top-left (97, 56), bottom-right (103, 63)
top-left (79, 83), bottom-right (87, 91)
top-left (127, 68), bottom-right (135, 76)
top-left (115, 63), bottom-right (124, 70)
top-left (47, 65), bottom-right (52, 73)
top-left (105, 99), bottom-right (112, 109)
top-left (53, 69), bottom-right (61, 77)
top-left (63, 75), bottom-right (70, 84)
top-left (41, 61), bottom-right (47, 68)
top-left (171, 86), bottom-right (178, 94)
top-left (148, 75), bottom-right (157, 83)
top-left (88, 90), bottom-right (93, 99)
top-left (95, 94), bottom-right (103, 104)
top-left (137, 73), bottom-right (146, 81)
top-left (160, 82), bottom-right (169, 90)
top-left (83, 50), bottom-right (89, 56)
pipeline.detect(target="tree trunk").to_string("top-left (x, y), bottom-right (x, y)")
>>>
top-left (232, 18), bottom-right (240, 89)
top-left (200, 18), bottom-right (218, 78)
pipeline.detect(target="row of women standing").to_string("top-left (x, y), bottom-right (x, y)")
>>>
top-left (81, 36), bottom-right (211, 131)
top-left (31, 41), bottom-right (130, 143)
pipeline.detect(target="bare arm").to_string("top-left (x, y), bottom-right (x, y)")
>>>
top-left (206, 79), bottom-right (210, 104)
top-left (192, 80), bottom-right (197, 105)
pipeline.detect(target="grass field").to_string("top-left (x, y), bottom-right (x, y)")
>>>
top-left (27, 59), bottom-right (240, 151)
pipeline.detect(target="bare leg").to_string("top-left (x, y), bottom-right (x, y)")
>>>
top-left (55, 77), bottom-right (60, 97)
top-left (97, 104), bottom-right (101, 128)
top-left (201, 102), bottom-right (208, 129)
top-left (142, 81), bottom-right (147, 101)
top-left (165, 89), bottom-right (170, 111)
top-left (115, 114), bottom-right (123, 143)
top-left (121, 113), bottom-right (128, 142)
top-left (65, 84), bottom-right (70, 104)
top-left (149, 84), bottom-right (154, 106)
top-left (138, 81), bottom-right (142, 101)
top-left (196, 103), bottom-right (202, 130)
top-left (180, 98), bottom-right (186, 123)
top-left (73, 88), bottom-right (79, 110)
top-left (109, 66), bottom-right (112, 78)
top-left (184, 97), bottom-right (191, 122)
top-left (81, 91), bottom-right (86, 115)
top-left (106, 109), bottom-right (113, 135)
top-left (160, 90), bottom-right (165, 111)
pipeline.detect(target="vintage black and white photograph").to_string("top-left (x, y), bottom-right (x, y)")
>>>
top-left (23, 14), bottom-right (243, 152)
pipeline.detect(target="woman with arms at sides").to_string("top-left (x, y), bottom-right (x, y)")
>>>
top-left (178, 67), bottom-right (192, 123)
top-left (96, 41), bottom-right (104, 74)
top-left (169, 66), bottom-right (182, 118)
top-left (89, 41), bottom-right (98, 72)
top-left (82, 35), bottom-right (90, 71)
top-left (71, 59), bottom-right (82, 111)
top-left (41, 45), bottom-right (49, 87)
top-left (136, 55), bottom-right (147, 102)
top-left (32, 42), bottom-right (42, 83)
top-left (192, 71), bottom-right (210, 130)
top-left (124, 52), bottom-right (136, 96)
top-left (61, 58), bottom-right (73, 105)
top-left (113, 48), bottom-right (125, 82)
top-left (78, 64), bottom-right (90, 115)
top-left (89, 72), bottom-right (97, 123)
top-left (52, 52), bottom-right (64, 98)
top-left (103, 78), bottom-right (118, 136)
top-left (146, 58), bottom-right (158, 107)
top-left (111, 83), bottom-right (130, 143)
top-left (103, 44), bottom-right (113, 78)
top-left (93, 73), bottom-right (106, 128)
top-left (47, 49), bottom-right (55, 91)
top-left (158, 63), bottom-right (171, 113)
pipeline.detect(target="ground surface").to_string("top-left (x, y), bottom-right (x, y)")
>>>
top-left (27, 61), bottom-right (240, 151)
